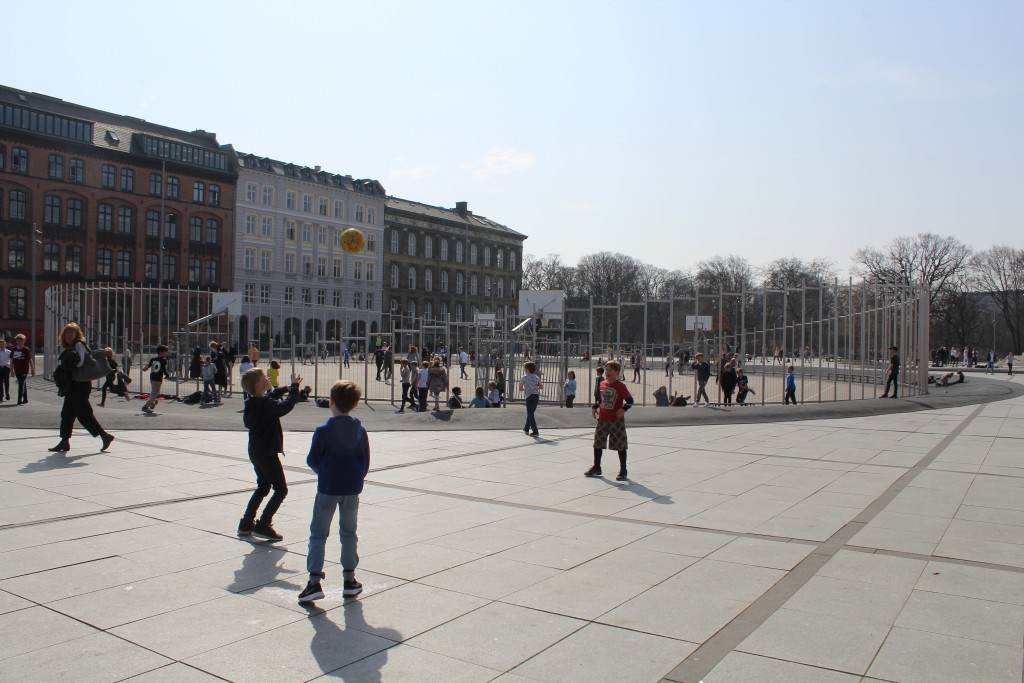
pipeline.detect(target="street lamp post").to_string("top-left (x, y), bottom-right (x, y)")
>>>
top-left (29, 222), bottom-right (41, 355)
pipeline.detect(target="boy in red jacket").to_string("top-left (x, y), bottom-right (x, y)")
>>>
top-left (587, 360), bottom-right (634, 481)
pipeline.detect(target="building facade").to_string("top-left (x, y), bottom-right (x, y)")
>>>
top-left (233, 154), bottom-right (386, 350)
top-left (383, 198), bottom-right (526, 338)
top-left (0, 85), bottom-right (236, 347)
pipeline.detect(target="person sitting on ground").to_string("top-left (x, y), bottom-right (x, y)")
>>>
top-left (469, 386), bottom-right (490, 408)
top-left (670, 394), bottom-right (691, 407)
top-left (447, 386), bottom-right (464, 409)
top-left (653, 386), bottom-right (671, 407)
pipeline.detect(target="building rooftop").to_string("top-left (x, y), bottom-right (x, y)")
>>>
top-left (235, 152), bottom-right (386, 197)
top-left (386, 196), bottom-right (526, 239)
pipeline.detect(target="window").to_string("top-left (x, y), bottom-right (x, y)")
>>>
top-left (48, 155), bottom-right (64, 179)
top-left (102, 164), bottom-right (116, 188)
top-left (390, 264), bottom-right (399, 288)
top-left (303, 195), bottom-right (312, 212)
top-left (244, 283), bottom-right (255, 303)
top-left (8, 239), bottom-right (26, 269)
top-left (147, 210), bottom-right (161, 237)
top-left (355, 205), bottom-right (363, 222)
top-left (284, 286), bottom-right (294, 304)
top-left (484, 276), bottom-right (492, 296)
top-left (8, 190), bottom-right (27, 220)
top-left (260, 285), bottom-right (271, 303)
top-left (119, 207), bottom-right (133, 233)
top-left (497, 277), bottom-right (504, 298)
top-left (208, 184), bottom-right (220, 206)
top-left (333, 291), bottom-right (342, 307)
top-left (455, 303), bottom-right (464, 323)
top-left (407, 233), bottom-right (416, 256)
top-left (41, 243), bottom-right (59, 272)
top-left (470, 273), bottom-right (478, 296)
top-left (261, 216), bottom-right (273, 238)
top-left (205, 259), bottom-right (217, 284)
top-left (302, 255), bottom-right (312, 275)
top-left (484, 247), bottom-right (491, 267)
top-left (193, 182), bottom-right (205, 203)
top-left (166, 176), bottom-right (179, 199)
top-left (285, 253), bottom-right (296, 273)
top-left (318, 225), bottom-right (327, 245)
top-left (44, 195), bottom-right (62, 225)
top-left (470, 243), bottom-right (478, 265)
top-left (366, 234), bottom-right (376, 252)
top-left (246, 183), bottom-right (257, 202)
top-left (510, 252), bottom-right (517, 272)
top-left (353, 261), bottom-right (363, 280)
top-left (97, 203), bottom-right (113, 231)
top-left (353, 291), bottom-right (362, 309)
top-left (120, 168), bottom-right (134, 192)
top-left (366, 207), bottom-right (375, 224)
top-left (318, 198), bottom-right (328, 216)
top-left (116, 251), bottom-right (132, 278)
top-left (317, 289), bottom-right (326, 306)
top-left (69, 159), bottom-right (84, 183)
top-left (440, 302), bottom-right (449, 320)
top-left (425, 268), bottom-right (433, 291)
top-left (333, 258), bottom-right (342, 278)
top-left (150, 173), bottom-right (162, 196)
top-left (424, 236), bottom-right (433, 258)
top-left (189, 217), bottom-right (202, 242)
top-left (162, 254), bottom-right (176, 282)
top-left (408, 266), bottom-right (417, 290)
top-left (245, 215), bottom-right (256, 235)
top-left (456, 272), bottom-right (464, 294)
top-left (261, 250), bottom-right (272, 271)
top-left (189, 257), bottom-right (202, 284)
top-left (440, 239), bottom-right (449, 261)
top-left (285, 221), bottom-right (296, 241)
top-left (302, 287), bottom-right (311, 305)
top-left (206, 219), bottom-right (219, 243)
top-left (390, 230), bottom-right (399, 253)
top-left (97, 249), bottom-right (112, 277)
top-left (510, 279), bottom-right (517, 299)
top-left (317, 256), bottom-right (326, 277)
top-left (302, 224), bottom-right (311, 243)
top-left (424, 300), bottom-right (432, 322)
top-left (11, 147), bottom-right (28, 173)
top-left (333, 200), bottom-right (343, 218)
top-left (261, 186), bottom-right (273, 206)
top-left (0, 144), bottom-right (4, 171)
top-left (66, 199), bottom-right (83, 228)
top-left (244, 248), bottom-right (256, 270)
top-left (366, 263), bottom-right (374, 281)
top-left (496, 250), bottom-right (504, 269)
top-left (456, 242), bottom-right (464, 263)
top-left (407, 299), bottom-right (416, 320)
top-left (8, 287), bottom-right (26, 318)
top-left (440, 270), bottom-right (449, 293)
top-left (286, 191), bottom-right (296, 210)
top-left (390, 298), bottom-right (400, 313)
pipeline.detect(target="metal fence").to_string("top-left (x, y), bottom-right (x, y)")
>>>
top-left (43, 280), bottom-right (929, 406)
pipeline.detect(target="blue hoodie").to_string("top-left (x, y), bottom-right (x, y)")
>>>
top-left (306, 415), bottom-right (370, 495)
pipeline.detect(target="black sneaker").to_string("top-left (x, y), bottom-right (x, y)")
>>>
top-left (343, 578), bottom-right (363, 596)
top-left (616, 470), bottom-right (628, 481)
top-left (237, 518), bottom-right (255, 536)
top-left (584, 466), bottom-right (602, 477)
top-left (253, 521), bottom-right (283, 541)
top-left (297, 581), bottom-right (325, 604)
top-left (100, 433), bottom-right (115, 451)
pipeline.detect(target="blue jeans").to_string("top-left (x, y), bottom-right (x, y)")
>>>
top-left (307, 492), bottom-right (360, 578)
top-left (525, 393), bottom-right (540, 433)
top-left (203, 380), bottom-right (219, 402)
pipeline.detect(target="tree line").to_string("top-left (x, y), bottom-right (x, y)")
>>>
top-left (523, 234), bottom-right (1024, 353)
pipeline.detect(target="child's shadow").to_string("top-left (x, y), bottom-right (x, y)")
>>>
top-left (20, 451), bottom-right (98, 473)
top-left (228, 543), bottom-right (292, 593)
top-left (312, 597), bottom-right (402, 679)
top-left (621, 481), bottom-right (671, 502)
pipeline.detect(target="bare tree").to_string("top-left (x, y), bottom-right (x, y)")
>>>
top-left (973, 245), bottom-right (1024, 353)
top-left (932, 273), bottom-right (990, 350)
top-left (523, 254), bottom-right (577, 295)
top-left (758, 257), bottom-right (837, 322)
top-left (852, 233), bottom-right (973, 302)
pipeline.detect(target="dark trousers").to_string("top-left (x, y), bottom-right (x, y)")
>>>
top-left (784, 387), bottom-right (797, 404)
top-left (884, 373), bottom-right (898, 396)
top-left (100, 373), bottom-right (125, 403)
top-left (16, 372), bottom-right (28, 403)
top-left (565, 395), bottom-right (575, 408)
top-left (0, 366), bottom-right (9, 399)
top-left (400, 383), bottom-right (416, 409)
top-left (525, 394), bottom-right (540, 433)
top-left (60, 381), bottom-right (106, 440)
top-left (695, 381), bottom-right (710, 404)
top-left (244, 453), bottom-right (288, 524)
top-left (723, 389), bottom-right (734, 405)
top-left (417, 387), bottom-right (428, 412)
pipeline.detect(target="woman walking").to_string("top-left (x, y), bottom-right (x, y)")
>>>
top-left (51, 323), bottom-right (114, 452)
top-left (427, 357), bottom-right (449, 411)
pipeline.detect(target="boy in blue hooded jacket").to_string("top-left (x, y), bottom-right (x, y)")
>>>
top-left (298, 379), bottom-right (370, 603)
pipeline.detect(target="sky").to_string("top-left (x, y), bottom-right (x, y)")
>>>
top-left (3, 0), bottom-right (1021, 278)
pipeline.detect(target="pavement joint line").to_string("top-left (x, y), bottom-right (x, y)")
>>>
top-left (661, 401), bottom-right (988, 683)
top-left (843, 544), bottom-right (1024, 574)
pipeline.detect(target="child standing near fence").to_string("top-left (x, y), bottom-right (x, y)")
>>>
top-left (564, 370), bottom-right (577, 408)
top-left (784, 365), bottom-right (797, 405)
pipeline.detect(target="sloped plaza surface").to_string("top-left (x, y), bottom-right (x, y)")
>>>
top-left (1, 374), bottom-right (1023, 682)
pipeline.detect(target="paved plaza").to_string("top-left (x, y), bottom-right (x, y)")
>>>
top-left (1, 373), bottom-right (1023, 681)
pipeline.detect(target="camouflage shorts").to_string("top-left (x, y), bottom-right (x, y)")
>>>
top-left (593, 419), bottom-right (628, 451)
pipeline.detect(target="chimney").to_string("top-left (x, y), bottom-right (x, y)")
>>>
top-left (455, 201), bottom-right (469, 217)
top-left (314, 165), bottom-right (322, 172)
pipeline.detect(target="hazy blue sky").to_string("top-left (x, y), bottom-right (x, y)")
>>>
top-left (3, 1), bottom-right (1021, 276)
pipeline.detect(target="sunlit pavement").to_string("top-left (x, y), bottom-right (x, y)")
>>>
top-left (1, 373), bottom-right (1023, 682)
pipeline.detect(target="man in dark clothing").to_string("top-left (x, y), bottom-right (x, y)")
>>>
top-left (881, 345), bottom-right (900, 398)
top-left (238, 367), bottom-right (302, 541)
top-left (692, 353), bottom-right (712, 406)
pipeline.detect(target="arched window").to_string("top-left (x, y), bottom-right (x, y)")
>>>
top-left (424, 300), bottom-right (433, 322)
top-left (496, 250), bottom-right (504, 269)
top-left (455, 242), bottom-right (464, 263)
top-left (440, 302), bottom-right (448, 320)
top-left (454, 303), bottom-right (464, 322)
top-left (484, 247), bottom-right (491, 267)
top-left (407, 299), bottom-right (416, 321)
top-left (390, 264), bottom-right (400, 288)
top-left (390, 230), bottom-right (400, 254)
top-left (440, 270), bottom-right (449, 293)
top-left (510, 252), bottom-right (517, 271)
top-left (470, 243), bottom-right (478, 265)
top-left (456, 272), bottom-right (464, 294)
top-left (470, 273), bottom-right (478, 296)
top-left (484, 276), bottom-right (492, 296)
top-left (424, 268), bottom-right (433, 292)
top-left (407, 266), bottom-right (417, 290)
top-left (424, 236), bottom-right (433, 258)
top-left (440, 239), bottom-right (449, 261)
top-left (497, 277), bottom-right (504, 298)
top-left (510, 280), bottom-right (518, 299)
top-left (407, 233), bottom-right (416, 256)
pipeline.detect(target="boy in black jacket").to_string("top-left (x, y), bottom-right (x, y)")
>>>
top-left (238, 367), bottom-right (302, 541)
top-left (298, 380), bottom-right (370, 603)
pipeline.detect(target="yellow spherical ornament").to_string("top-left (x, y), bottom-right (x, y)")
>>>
top-left (340, 228), bottom-right (366, 254)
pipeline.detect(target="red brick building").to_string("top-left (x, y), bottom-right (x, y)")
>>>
top-left (0, 85), bottom-right (237, 347)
